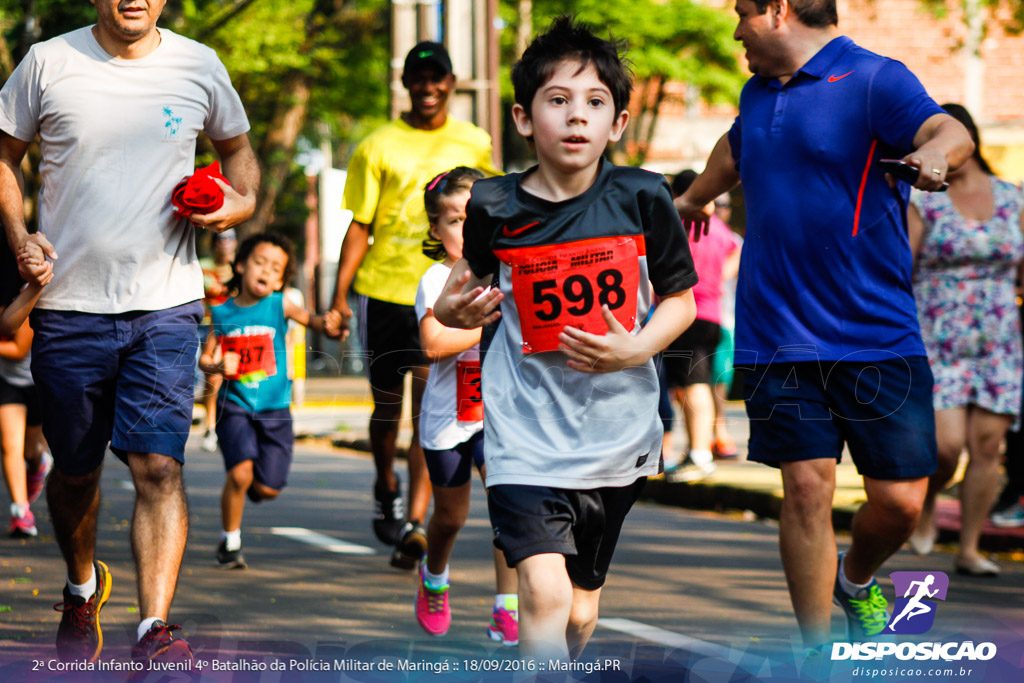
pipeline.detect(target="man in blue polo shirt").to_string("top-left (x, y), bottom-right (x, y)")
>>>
top-left (676, 0), bottom-right (973, 649)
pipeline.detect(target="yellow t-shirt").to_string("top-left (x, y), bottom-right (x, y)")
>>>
top-left (343, 117), bottom-right (499, 305)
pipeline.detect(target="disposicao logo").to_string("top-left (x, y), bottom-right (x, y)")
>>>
top-left (886, 571), bottom-right (948, 635)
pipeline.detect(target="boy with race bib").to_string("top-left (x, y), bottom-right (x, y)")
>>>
top-left (434, 17), bottom-right (697, 661)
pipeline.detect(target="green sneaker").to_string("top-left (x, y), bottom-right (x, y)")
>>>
top-left (832, 553), bottom-right (889, 639)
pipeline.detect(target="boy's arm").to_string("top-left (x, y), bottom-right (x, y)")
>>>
top-left (432, 258), bottom-right (502, 330)
top-left (420, 312), bottom-right (482, 362)
top-left (283, 294), bottom-right (329, 335)
top-left (558, 288), bottom-right (696, 374)
top-left (0, 316), bottom-right (33, 360)
top-left (0, 281), bottom-right (43, 338)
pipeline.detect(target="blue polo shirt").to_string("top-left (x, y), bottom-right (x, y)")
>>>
top-left (729, 36), bottom-right (944, 364)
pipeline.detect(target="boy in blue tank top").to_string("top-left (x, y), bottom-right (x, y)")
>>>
top-left (199, 233), bottom-right (339, 568)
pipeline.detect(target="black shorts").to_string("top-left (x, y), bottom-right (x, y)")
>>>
top-left (487, 478), bottom-right (646, 590)
top-left (358, 295), bottom-right (428, 390)
top-left (215, 401), bottom-right (294, 491)
top-left (663, 319), bottom-right (722, 388)
top-left (424, 431), bottom-right (484, 488)
top-left (0, 376), bottom-right (41, 426)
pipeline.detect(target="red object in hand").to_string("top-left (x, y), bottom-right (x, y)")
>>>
top-left (171, 161), bottom-right (230, 217)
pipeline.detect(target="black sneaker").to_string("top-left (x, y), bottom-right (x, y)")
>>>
top-left (390, 521), bottom-right (427, 570)
top-left (215, 540), bottom-right (247, 569)
top-left (53, 560), bottom-right (112, 663)
top-left (373, 483), bottom-right (405, 545)
top-left (131, 620), bottom-right (193, 666)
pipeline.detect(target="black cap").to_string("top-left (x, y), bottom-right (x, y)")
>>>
top-left (403, 41), bottom-right (453, 79)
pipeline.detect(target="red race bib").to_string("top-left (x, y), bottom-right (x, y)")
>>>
top-left (221, 333), bottom-right (277, 383)
top-left (497, 236), bottom-right (640, 353)
top-left (456, 360), bottom-right (483, 422)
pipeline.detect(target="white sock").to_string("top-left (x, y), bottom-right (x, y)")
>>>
top-left (137, 617), bottom-right (162, 642)
top-left (839, 554), bottom-right (872, 595)
top-left (422, 563), bottom-right (449, 589)
top-left (10, 502), bottom-right (27, 518)
top-left (67, 568), bottom-right (97, 599)
top-left (495, 594), bottom-right (518, 612)
top-left (689, 449), bottom-right (713, 466)
top-left (221, 529), bottom-right (241, 552)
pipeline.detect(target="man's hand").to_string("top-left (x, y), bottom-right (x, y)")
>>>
top-left (329, 299), bottom-right (354, 341)
top-left (16, 232), bottom-right (57, 286)
top-left (558, 305), bottom-right (651, 373)
top-left (674, 195), bottom-right (714, 242)
top-left (900, 150), bottom-right (950, 192)
top-left (434, 269), bottom-right (502, 330)
top-left (189, 178), bottom-right (256, 232)
top-left (323, 309), bottom-right (343, 339)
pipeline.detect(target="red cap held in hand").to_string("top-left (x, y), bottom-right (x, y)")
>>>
top-left (172, 161), bottom-right (231, 218)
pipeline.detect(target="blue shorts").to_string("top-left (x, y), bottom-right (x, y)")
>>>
top-left (30, 301), bottom-right (203, 476)
top-left (740, 355), bottom-right (938, 480)
top-left (423, 431), bottom-right (484, 488)
top-left (216, 400), bottom-right (293, 490)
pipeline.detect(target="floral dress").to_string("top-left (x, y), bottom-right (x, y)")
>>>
top-left (911, 177), bottom-right (1024, 420)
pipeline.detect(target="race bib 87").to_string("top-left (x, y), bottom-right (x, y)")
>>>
top-left (496, 236), bottom-right (640, 353)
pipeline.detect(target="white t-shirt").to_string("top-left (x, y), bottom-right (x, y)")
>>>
top-left (0, 27), bottom-right (250, 313)
top-left (414, 262), bottom-right (483, 451)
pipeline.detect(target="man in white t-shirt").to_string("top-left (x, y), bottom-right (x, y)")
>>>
top-left (0, 0), bottom-right (258, 667)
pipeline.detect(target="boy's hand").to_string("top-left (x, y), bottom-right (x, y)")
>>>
top-left (435, 270), bottom-right (503, 329)
top-left (16, 233), bottom-right (57, 286)
top-left (323, 309), bottom-right (343, 338)
top-left (558, 305), bottom-right (651, 373)
top-left (330, 299), bottom-right (354, 341)
top-left (222, 351), bottom-right (240, 378)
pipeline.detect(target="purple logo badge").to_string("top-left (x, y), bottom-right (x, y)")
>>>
top-left (886, 571), bottom-right (949, 635)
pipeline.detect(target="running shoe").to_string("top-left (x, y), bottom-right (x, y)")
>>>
top-left (201, 430), bottom-right (218, 453)
top-left (26, 451), bottom-right (53, 503)
top-left (9, 508), bottom-right (37, 538)
top-left (131, 620), bottom-right (193, 667)
top-left (712, 437), bottom-right (738, 460)
top-left (373, 483), bottom-right (405, 545)
top-left (415, 565), bottom-right (451, 637)
top-left (390, 521), bottom-right (427, 570)
top-left (991, 502), bottom-right (1024, 528)
top-left (832, 553), bottom-right (889, 640)
top-left (666, 454), bottom-right (716, 483)
top-left (54, 560), bottom-right (112, 663)
top-left (487, 599), bottom-right (519, 646)
top-left (215, 540), bottom-right (247, 570)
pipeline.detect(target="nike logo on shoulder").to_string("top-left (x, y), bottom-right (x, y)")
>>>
top-left (502, 221), bottom-right (539, 237)
top-left (828, 71), bottom-right (854, 82)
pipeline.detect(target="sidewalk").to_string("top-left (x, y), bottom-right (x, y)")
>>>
top-left (289, 375), bottom-right (1024, 553)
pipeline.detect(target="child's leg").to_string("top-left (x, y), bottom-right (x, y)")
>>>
top-left (516, 553), bottom-right (573, 661)
top-left (426, 482), bottom-right (471, 574)
top-left (479, 465), bottom-right (518, 596)
top-left (0, 403), bottom-right (29, 505)
top-left (221, 459), bottom-right (254, 533)
top-left (24, 424), bottom-right (46, 472)
top-left (567, 583), bottom-right (602, 660)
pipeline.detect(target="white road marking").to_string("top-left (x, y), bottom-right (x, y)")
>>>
top-left (269, 527), bottom-right (376, 555)
top-left (597, 618), bottom-right (730, 658)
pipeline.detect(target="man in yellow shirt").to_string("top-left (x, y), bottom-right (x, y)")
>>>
top-left (330, 41), bottom-right (498, 569)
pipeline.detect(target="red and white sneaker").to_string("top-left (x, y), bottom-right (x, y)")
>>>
top-left (415, 565), bottom-right (451, 637)
top-left (9, 508), bottom-right (37, 538)
top-left (487, 598), bottom-right (519, 646)
top-left (26, 451), bottom-right (53, 504)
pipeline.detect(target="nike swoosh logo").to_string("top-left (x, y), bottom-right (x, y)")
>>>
top-left (828, 71), bottom-right (854, 82)
top-left (502, 221), bottom-right (539, 237)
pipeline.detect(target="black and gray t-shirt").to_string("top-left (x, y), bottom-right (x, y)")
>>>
top-left (464, 161), bottom-right (698, 488)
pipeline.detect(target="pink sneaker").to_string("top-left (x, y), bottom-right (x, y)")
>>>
top-left (415, 566), bottom-right (450, 637)
top-left (9, 509), bottom-right (37, 538)
top-left (26, 451), bottom-right (53, 504)
top-left (487, 602), bottom-right (518, 646)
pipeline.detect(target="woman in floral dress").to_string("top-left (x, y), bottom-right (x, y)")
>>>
top-left (907, 104), bottom-right (1024, 576)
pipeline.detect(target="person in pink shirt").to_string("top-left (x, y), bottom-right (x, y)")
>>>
top-left (665, 170), bottom-right (740, 481)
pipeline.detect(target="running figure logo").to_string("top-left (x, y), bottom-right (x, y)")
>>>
top-left (886, 571), bottom-right (949, 635)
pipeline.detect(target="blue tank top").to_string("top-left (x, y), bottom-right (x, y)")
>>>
top-left (211, 292), bottom-right (291, 412)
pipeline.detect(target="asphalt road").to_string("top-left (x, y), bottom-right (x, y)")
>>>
top-left (1, 436), bottom-right (1022, 682)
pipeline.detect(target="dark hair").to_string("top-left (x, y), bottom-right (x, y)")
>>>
top-left (511, 15), bottom-right (633, 118)
top-left (941, 103), bottom-right (993, 175)
top-left (670, 169), bottom-right (698, 198)
top-left (422, 166), bottom-right (485, 261)
top-left (751, 0), bottom-right (837, 28)
top-left (225, 232), bottom-right (297, 295)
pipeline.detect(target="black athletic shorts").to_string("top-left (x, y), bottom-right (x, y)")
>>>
top-left (663, 319), bottom-right (722, 388)
top-left (0, 375), bottom-right (41, 426)
top-left (358, 295), bottom-right (428, 390)
top-left (487, 478), bottom-right (646, 590)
